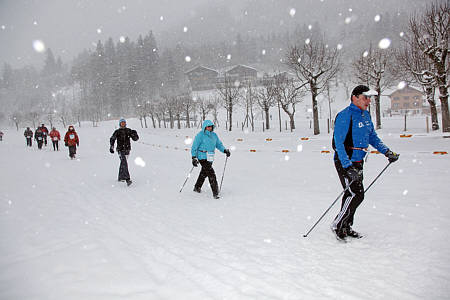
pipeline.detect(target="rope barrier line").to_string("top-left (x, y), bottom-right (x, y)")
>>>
top-left (138, 141), bottom-right (447, 156)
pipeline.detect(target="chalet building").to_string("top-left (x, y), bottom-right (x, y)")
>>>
top-left (224, 65), bottom-right (258, 82)
top-left (185, 66), bottom-right (218, 91)
top-left (185, 64), bottom-right (294, 91)
top-left (389, 85), bottom-right (425, 115)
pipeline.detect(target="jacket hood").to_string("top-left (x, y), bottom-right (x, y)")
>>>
top-left (202, 120), bottom-right (215, 131)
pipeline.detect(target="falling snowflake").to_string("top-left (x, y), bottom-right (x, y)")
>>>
top-left (134, 157), bottom-right (146, 167)
top-left (119, 36), bottom-right (125, 43)
top-left (289, 8), bottom-right (296, 17)
top-left (185, 56), bottom-right (191, 62)
top-left (305, 38), bottom-right (310, 45)
top-left (262, 49), bottom-right (266, 55)
top-left (378, 38), bottom-right (391, 49)
top-left (363, 51), bottom-right (369, 57)
top-left (227, 54), bottom-right (232, 60)
top-left (160, 16), bottom-right (164, 21)
top-left (345, 17), bottom-right (352, 24)
top-left (263, 239), bottom-right (272, 243)
top-left (230, 146), bottom-right (236, 151)
top-left (397, 81), bottom-right (407, 89)
top-left (308, 24), bottom-right (312, 30)
top-left (337, 44), bottom-right (343, 50)
top-left (297, 144), bottom-right (303, 152)
top-left (32, 40), bottom-right (46, 53)
top-left (33, 21), bottom-right (38, 25)
top-left (348, 8), bottom-right (353, 12)
top-left (97, 28), bottom-right (102, 34)
top-left (184, 137), bottom-right (192, 145)
top-left (402, 190), bottom-right (408, 196)
top-left (183, 26), bottom-right (188, 33)
top-left (374, 14), bottom-right (381, 22)
top-left (284, 155), bottom-right (290, 161)
top-left (399, 32), bottom-right (404, 37)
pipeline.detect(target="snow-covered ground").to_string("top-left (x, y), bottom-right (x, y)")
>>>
top-left (0, 116), bottom-right (449, 300)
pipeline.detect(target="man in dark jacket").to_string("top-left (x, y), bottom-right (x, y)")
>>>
top-left (110, 118), bottom-right (139, 186)
top-left (331, 85), bottom-right (399, 242)
top-left (35, 127), bottom-right (44, 149)
top-left (40, 124), bottom-right (49, 146)
top-left (24, 127), bottom-right (33, 146)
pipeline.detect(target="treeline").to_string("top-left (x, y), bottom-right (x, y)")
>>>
top-left (0, 1), bottom-right (447, 132)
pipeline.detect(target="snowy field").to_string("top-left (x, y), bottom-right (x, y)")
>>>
top-left (1, 116), bottom-right (449, 300)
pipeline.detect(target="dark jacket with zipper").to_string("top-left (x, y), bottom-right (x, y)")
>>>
top-left (110, 128), bottom-right (139, 152)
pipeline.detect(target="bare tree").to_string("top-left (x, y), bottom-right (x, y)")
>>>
top-left (216, 74), bottom-right (242, 131)
top-left (242, 81), bottom-right (257, 131)
top-left (352, 46), bottom-right (397, 129)
top-left (180, 93), bottom-right (194, 129)
top-left (406, 1), bottom-right (449, 132)
top-left (395, 42), bottom-right (440, 130)
top-left (145, 100), bottom-right (157, 128)
top-left (27, 111), bottom-right (40, 129)
top-left (136, 104), bottom-right (146, 128)
top-left (11, 112), bottom-right (22, 131)
top-left (287, 37), bottom-right (340, 135)
top-left (256, 75), bottom-right (277, 130)
top-left (210, 95), bottom-right (220, 127)
top-left (196, 96), bottom-right (212, 122)
top-left (273, 73), bottom-right (305, 131)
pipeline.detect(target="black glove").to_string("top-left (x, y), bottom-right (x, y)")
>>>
top-left (110, 147), bottom-right (114, 154)
top-left (65, 142), bottom-right (68, 147)
top-left (385, 150), bottom-right (399, 163)
top-left (130, 130), bottom-right (139, 141)
top-left (224, 149), bottom-right (231, 157)
top-left (345, 166), bottom-right (362, 182)
top-left (192, 157), bottom-right (199, 167)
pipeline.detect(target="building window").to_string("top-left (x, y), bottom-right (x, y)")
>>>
top-left (404, 96), bottom-right (410, 100)
top-left (393, 97), bottom-right (400, 100)
top-left (403, 103), bottom-right (409, 108)
top-left (393, 103), bottom-right (399, 108)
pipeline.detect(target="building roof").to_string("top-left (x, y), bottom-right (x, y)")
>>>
top-left (185, 65), bottom-right (218, 75)
top-left (389, 85), bottom-right (424, 97)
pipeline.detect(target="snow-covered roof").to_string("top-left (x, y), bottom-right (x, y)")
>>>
top-left (185, 65), bottom-right (218, 75)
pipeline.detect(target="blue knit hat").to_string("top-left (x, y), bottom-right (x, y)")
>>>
top-left (119, 118), bottom-right (126, 126)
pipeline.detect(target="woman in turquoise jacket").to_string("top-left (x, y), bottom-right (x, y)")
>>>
top-left (191, 120), bottom-right (230, 199)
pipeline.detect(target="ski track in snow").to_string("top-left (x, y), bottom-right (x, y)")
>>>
top-left (1, 118), bottom-right (449, 299)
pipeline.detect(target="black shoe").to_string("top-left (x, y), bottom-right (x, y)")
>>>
top-left (332, 228), bottom-right (347, 242)
top-left (346, 227), bottom-right (363, 239)
top-left (213, 194), bottom-right (220, 199)
top-left (193, 187), bottom-right (201, 193)
top-left (126, 180), bottom-right (132, 186)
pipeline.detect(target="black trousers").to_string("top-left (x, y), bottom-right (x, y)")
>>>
top-left (37, 140), bottom-right (43, 149)
top-left (195, 160), bottom-right (219, 196)
top-left (26, 138), bottom-right (32, 147)
top-left (68, 145), bottom-right (77, 158)
top-left (52, 140), bottom-right (59, 151)
top-left (118, 151), bottom-right (130, 181)
top-left (332, 160), bottom-right (365, 231)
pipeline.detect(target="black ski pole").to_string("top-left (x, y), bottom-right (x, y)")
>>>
top-left (179, 166), bottom-right (195, 193)
top-left (302, 179), bottom-right (354, 238)
top-left (219, 156), bottom-right (228, 193)
top-left (364, 161), bottom-right (392, 194)
top-left (303, 161), bottom-right (393, 238)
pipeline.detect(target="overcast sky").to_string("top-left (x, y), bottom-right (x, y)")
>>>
top-left (0, 0), bottom-right (207, 68)
top-left (0, 0), bottom-right (430, 69)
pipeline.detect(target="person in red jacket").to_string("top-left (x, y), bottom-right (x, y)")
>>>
top-left (49, 127), bottom-right (61, 151)
top-left (64, 125), bottom-right (79, 159)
